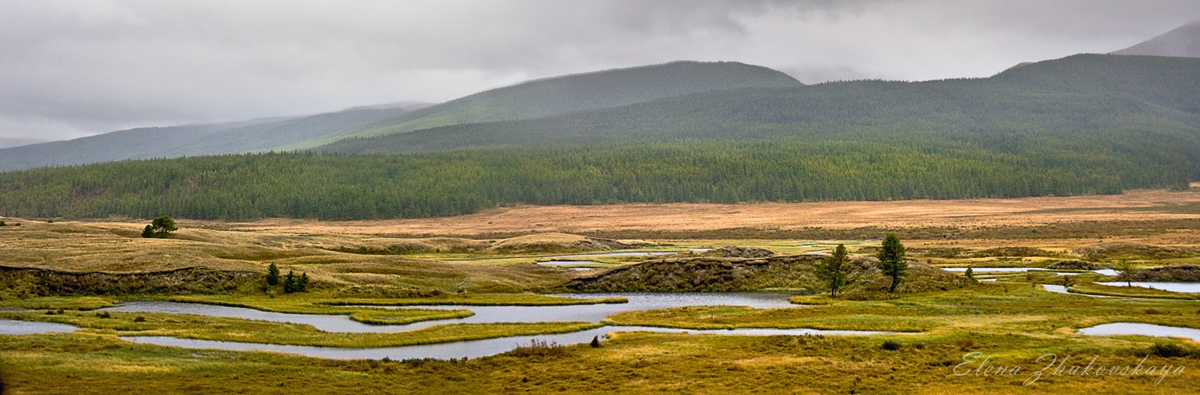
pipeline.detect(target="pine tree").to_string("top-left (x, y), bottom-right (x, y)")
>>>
top-left (815, 244), bottom-right (853, 297)
top-left (877, 234), bottom-right (908, 293)
top-left (965, 266), bottom-right (976, 283)
top-left (141, 225), bottom-right (154, 238)
top-left (266, 263), bottom-right (280, 286)
top-left (1114, 259), bottom-right (1138, 287)
top-left (297, 272), bottom-right (309, 292)
top-left (283, 270), bottom-right (297, 293)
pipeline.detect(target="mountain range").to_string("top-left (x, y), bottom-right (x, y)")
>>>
top-left (0, 20), bottom-right (1197, 220)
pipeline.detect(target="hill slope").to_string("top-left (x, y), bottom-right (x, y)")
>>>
top-left (284, 61), bottom-right (803, 149)
top-left (319, 55), bottom-right (1200, 162)
top-left (0, 107), bottom-right (407, 172)
top-left (0, 55), bottom-right (1197, 221)
top-left (1113, 20), bottom-right (1200, 58)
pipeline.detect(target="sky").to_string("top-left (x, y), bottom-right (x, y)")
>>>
top-left (1, 0), bottom-right (1198, 145)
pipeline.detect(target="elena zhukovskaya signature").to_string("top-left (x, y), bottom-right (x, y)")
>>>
top-left (953, 352), bottom-right (1186, 386)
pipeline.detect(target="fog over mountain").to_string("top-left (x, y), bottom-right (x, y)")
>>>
top-left (2, 1), bottom-right (1198, 143)
top-left (1113, 20), bottom-right (1200, 58)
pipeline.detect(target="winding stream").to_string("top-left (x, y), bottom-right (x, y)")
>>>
top-left (4, 293), bottom-right (891, 360)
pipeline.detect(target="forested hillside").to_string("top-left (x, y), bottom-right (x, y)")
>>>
top-left (321, 55), bottom-right (1200, 156)
top-left (0, 135), bottom-right (1189, 221)
top-left (0, 55), bottom-right (1196, 221)
top-left (286, 61), bottom-right (802, 148)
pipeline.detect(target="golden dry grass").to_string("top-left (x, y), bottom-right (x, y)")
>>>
top-left (203, 187), bottom-right (1200, 235)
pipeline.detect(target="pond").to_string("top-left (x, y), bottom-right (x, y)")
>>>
top-left (0, 319), bottom-right (78, 335)
top-left (1095, 282), bottom-right (1200, 294)
top-left (1078, 323), bottom-right (1200, 342)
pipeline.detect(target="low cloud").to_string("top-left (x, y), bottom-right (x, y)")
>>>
top-left (1, 0), bottom-right (1197, 141)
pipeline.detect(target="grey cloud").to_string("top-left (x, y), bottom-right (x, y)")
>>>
top-left (0, 0), bottom-right (1197, 141)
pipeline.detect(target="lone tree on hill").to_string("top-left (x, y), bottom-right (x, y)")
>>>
top-left (1114, 259), bottom-right (1138, 287)
top-left (266, 263), bottom-right (281, 286)
top-left (965, 266), bottom-right (976, 283)
top-left (815, 244), bottom-right (855, 297)
top-left (877, 234), bottom-right (908, 293)
top-left (141, 216), bottom-right (178, 238)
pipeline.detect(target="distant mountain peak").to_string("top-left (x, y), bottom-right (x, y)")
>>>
top-left (1112, 19), bottom-right (1200, 58)
top-left (343, 101), bottom-right (437, 112)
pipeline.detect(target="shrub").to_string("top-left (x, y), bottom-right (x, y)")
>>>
top-left (133, 316), bottom-right (146, 322)
top-left (881, 340), bottom-right (902, 351)
top-left (508, 339), bottom-right (569, 358)
top-left (1150, 343), bottom-right (1191, 358)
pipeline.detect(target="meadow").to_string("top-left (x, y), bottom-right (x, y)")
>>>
top-left (1, 190), bottom-right (1199, 393)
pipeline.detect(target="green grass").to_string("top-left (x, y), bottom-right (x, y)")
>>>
top-left (2, 328), bottom-right (1197, 394)
top-left (1069, 283), bottom-right (1200, 300)
top-left (0, 296), bottom-right (119, 310)
top-left (605, 284), bottom-right (1200, 334)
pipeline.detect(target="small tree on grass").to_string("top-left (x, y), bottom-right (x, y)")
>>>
top-left (815, 244), bottom-right (855, 297)
top-left (266, 263), bottom-right (281, 286)
top-left (142, 216), bottom-right (177, 238)
top-left (283, 270), bottom-right (297, 293)
top-left (0, 220), bottom-right (6, 227)
top-left (298, 272), bottom-right (309, 292)
top-left (877, 234), bottom-right (908, 293)
top-left (964, 266), bottom-right (976, 283)
top-left (1114, 259), bottom-right (1138, 287)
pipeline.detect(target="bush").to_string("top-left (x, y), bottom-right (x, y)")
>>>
top-left (1150, 343), bottom-right (1192, 358)
top-left (133, 316), bottom-right (146, 322)
top-left (508, 339), bottom-right (570, 358)
top-left (881, 340), bottom-right (902, 350)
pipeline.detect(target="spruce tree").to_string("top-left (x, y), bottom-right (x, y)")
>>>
top-left (877, 234), bottom-right (908, 293)
top-left (815, 244), bottom-right (852, 297)
top-left (297, 272), bottom-right (309, 292)
top-left (266, 263), bottom-right (280, 286)
top-left (283, 270), bottom-right (297, 293)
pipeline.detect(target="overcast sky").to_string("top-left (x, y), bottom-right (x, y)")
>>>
top-left (1, 0), bottom-right (1198, 144)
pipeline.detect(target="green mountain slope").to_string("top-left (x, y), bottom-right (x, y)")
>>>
top-left (0, 55), bottom-right (1197, 221)
top-left (319, 55), bottom-right (1200, 161)
top-left (283, 61), bottom-right (803, 149)
top-left (0, 107), bottom-right (407, 172)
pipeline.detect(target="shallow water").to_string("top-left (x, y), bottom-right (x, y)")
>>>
top-left (1041, 284), bottom-right (1107, 297)
top-left (1095, 282), bottom-right (1200, 294)
top-left (537, 260), bottom-right (602, 265)
top-left (5, 293), bottom-right (892, 360)
top-left (1078, 323), bottom-right (1200, 342)
top-left (0, 319), bottom-right (77, 335)
top-left (944, 267), bottom-right (1039, 272)
top-left (1093, 269), bottom-right (1120, 276)
top-left (99, 293), bottom-right (797, 333)
top-left (122, 325), bottom-right (889, 360)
